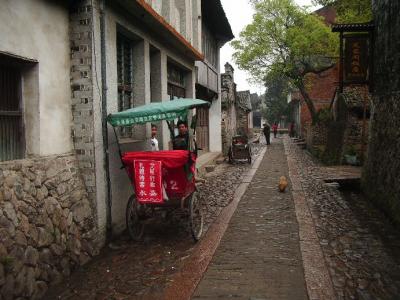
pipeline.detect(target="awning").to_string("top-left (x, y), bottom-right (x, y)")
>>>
top-left (107, 98), bottom-right (209, 127)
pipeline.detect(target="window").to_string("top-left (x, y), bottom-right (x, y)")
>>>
top-left (167, 63), bottom-right (186, 99)
top-left (0, 64), bottom-right (24, 161)
top-left (117, 33), bottom-right (134, 138)
top-left (202, 25), bottom-right (218, 68)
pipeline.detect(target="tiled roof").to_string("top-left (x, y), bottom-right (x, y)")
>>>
top-left (341, 89), bottom-right (371, 109)
top-left (332, 22), bottom-right (374, 32)
top-left (202, 0), bottom-right (234, 43)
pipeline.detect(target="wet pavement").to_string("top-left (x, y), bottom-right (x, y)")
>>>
top-left (285, 137), bottom-right (400, 300)
top-left (193, 140), bottom-right (308, 299)
top-left (42, 137), bottom-right (400, 300)
top-left (43, 145), bottom-right (261, 300)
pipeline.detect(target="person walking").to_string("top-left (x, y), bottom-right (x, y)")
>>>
top-left (263, 123), bottom-right (271, 145)
top-left (289, 122), bottom-right (295, 138)
top-left (272, 122), bottom-right (278, 138)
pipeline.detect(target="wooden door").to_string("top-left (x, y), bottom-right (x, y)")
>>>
top-left (196, 107), bottom-right (209, 152)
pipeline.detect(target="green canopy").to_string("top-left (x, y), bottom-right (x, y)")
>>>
top-left (107, 98), bottom-right (209, 127)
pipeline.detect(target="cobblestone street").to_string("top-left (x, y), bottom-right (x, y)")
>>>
top-left (285, 137), bottom-right (400, 299)
top-left (41, 138), bottom-right (400, 300)
top-left (193, 139), bottom-right (308, 299)
top-left (42, 147), bottom-right (262, 300)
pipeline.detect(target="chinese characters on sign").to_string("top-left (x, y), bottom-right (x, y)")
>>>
top-left (344, 36), bottom-right (369, 83)
top-left (134, 160), bottom-right (163, 203)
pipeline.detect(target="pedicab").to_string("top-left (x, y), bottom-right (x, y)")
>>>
top-left (107, 99), bottom-right (208, 242)
top-left (228, 135), bottom-right (252, 164)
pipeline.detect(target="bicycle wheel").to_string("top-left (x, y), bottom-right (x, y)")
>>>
top-left (188, 191), bottom-right (203, 242)
top-left (126, 194), bottom-right (144, 241)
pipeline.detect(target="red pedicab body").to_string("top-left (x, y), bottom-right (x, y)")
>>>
top-left (122, 150), bottom-right (196, 204)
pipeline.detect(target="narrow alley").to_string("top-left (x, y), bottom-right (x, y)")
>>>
top-left (1, 1), bottom-right (400, 300)
top-left (42, 138), bottom-right (400, 299)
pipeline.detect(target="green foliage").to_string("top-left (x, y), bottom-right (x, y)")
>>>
top-left (232, 0), bottom-right (338, 123)
top-left (251, 94), bottom-right (262, 110)
top-left (312, 0), bottom-right (372, 23)
top-left (262, 75), bottom-right (290, 123)
top-left (316, 107), bottom-right (332, 124)
top-left (344, 145), bottom-right (357, 156)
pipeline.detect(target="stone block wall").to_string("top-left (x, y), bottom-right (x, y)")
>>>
top-left (362, 0), bottom-right (400, 224)
top-left (0, 155), bottom-right (97, 300)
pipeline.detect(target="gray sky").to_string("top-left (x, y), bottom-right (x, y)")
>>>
top-left (220, 0), bottom-right (320, 95)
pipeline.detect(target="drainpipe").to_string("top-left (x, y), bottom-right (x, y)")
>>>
top-left (99, 0), bottom-right (113, 241)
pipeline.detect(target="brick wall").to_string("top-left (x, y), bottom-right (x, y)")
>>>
top-left (362, 0), bottom-right (400, 224)
top-left (298, 63), bottom-right (339, 137)
top-left (69, 1), bottom-right (97, 211)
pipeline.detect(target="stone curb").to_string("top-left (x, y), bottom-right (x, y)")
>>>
top-left (162, 147), bottom-right (267, 300)
top-left (284, 137), bottom-right (336, 300)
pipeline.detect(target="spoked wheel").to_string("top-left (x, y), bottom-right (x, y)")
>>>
top-left (126, 194), bottom-right (144, 241)
top-left (188, 191), bottom-right (203, 242)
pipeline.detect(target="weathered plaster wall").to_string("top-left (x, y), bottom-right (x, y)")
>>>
top-left (0, 155), bottom-right (97, 300)
top-left (148, 0), bottom-right (200, 51)
top-left (208, 43), bottom-right (222, 153)
top-left (362, 0), bottom-right (400, 224)
top-left (0, 0), bottom-right (73, 157)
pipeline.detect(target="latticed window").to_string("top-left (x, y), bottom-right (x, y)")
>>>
top-left (0, 65), bottom-right (24, 161)
top-left (117, 33), bottom-right (134, 137)
top-left (167, 63), bottom-right (186, 100)
top-left (202, 25), bottom-right (218, 68)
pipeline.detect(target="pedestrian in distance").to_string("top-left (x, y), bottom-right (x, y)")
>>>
top-left (272, 122), bottom-right (278, 138)
top-left (263, 123), bottom-right (271, 145)
top-left (289, 122), bottom-right (295, 138)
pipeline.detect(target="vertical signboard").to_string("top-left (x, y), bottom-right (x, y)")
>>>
top-left (134, 160), bottom-right (163, 204)
top-left (344, 35), bottom-right (369, 83)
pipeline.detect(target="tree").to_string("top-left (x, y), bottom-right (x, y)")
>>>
top-left (232, 0), bottom-right (338, 123)
top-left (312, 0), bottom-right (372, 23)
top-left (262, 75), bottom-right (290, 124)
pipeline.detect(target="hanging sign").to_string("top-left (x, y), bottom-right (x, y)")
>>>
top-left (344, 35), bottom-right (369, 83)
top-left (134, 160), bottom-right (163, 204)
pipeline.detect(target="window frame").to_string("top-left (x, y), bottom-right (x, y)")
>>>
top-left (0, 61), bottom-right (26, 162)
top-left (116, 32), bottom-right (135, 139)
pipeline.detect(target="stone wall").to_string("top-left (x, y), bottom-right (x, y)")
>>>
top-left (362, 0), bottom-right (400, 225)
top-left (236, 91), bottom-right (252, 137)
top-left (0, 155), bottom-right (97, 300)
top-left (221, 63), bottom-right (237, 155)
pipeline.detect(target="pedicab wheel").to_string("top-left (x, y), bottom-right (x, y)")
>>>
top-left (188, 191), bottom-right (203, 242)
top-left (126, 194), bottom-right (144, 241)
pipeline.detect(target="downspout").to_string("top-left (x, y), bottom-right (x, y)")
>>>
top-left (99, 0), bottom-right (113, 241)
